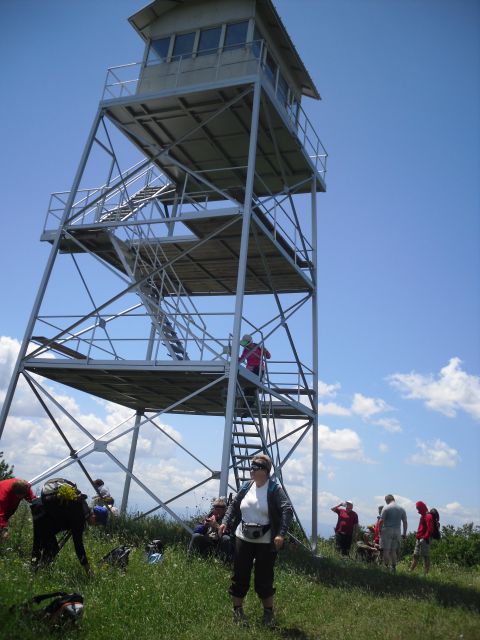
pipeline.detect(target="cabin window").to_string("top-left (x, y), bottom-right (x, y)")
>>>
top-left (264, 51), bottom-right (277, 86)
top-left (277, 72), bottom-right (289, 107)
top-left (172, 32), bottom-right (195, 59)
top-left (224, 21), bottom-right (249, 49)
top-left (147, 37), bottom-right (170, 65)
top-left (252, 26), bottom-right (263, 58)
top-left (198, 26), bottom-right (222, 55)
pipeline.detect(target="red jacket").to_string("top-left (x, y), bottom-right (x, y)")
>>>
top-left (239, 343), bottom-right (271, 370)
top-left (0, 478), bottom-right (36, 528)
top-left (415, 501), bottom-right (434, 540)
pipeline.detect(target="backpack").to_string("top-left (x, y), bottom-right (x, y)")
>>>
top-left (12, 592), bottom-right (84, 626)
top-left (145, 539), bottom-right (165, 564)
top-left (100, 545), bottom-right (131, 571)
top-left (429, 508), bottom-right (441, 540)
top-left (41, 478), bottom-right (82, 505)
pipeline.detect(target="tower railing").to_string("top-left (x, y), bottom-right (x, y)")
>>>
top-left (101, 40), bottom-right (327, 178)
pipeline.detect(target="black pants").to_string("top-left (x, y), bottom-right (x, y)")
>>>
top-left (229, 537), bottom-right (277, 599)
top-left (188, 533), bottom-right (233, 561)
top-left (32, 516), bottom-right (61, 566)
top-left (335, 532), bottom-right (353, 555)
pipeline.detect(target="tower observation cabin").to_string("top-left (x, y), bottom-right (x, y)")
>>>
top-left (0, 0), bottom-right (327, 547)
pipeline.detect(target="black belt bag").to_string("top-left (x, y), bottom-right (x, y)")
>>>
top-left (241, 521), bottom-right (270, 540)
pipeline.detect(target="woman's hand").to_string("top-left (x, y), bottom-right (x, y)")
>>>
top-left (218, 523), bottom-right (227, 537)
top-left (273, 535), bottom-right (284, 551)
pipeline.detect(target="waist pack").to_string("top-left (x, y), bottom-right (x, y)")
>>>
top-left (11, 592), bottom-right (84, 626)
top-left (241, 521), bottom-right (270, 540)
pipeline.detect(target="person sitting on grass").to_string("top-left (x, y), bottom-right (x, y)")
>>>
top-left (356, 527), bottom-right (380, 562)
top-left (188, 497), bottom-right (232, 561)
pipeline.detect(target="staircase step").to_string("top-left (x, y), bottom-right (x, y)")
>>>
top-left (232, 432), bottom-right (261, 437)
top-left (232, 443), bottom-right (261, 449)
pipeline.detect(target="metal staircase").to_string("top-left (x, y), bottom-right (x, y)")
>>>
top-left (99, 182), bottom-right (175, 223)
top-left (230, 383), bottom-right (283, 490)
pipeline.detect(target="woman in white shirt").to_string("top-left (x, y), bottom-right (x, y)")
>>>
top-left (219, 454), bottom-right (293, 627)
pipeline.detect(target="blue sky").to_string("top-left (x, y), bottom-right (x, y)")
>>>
top-left (0, 0), bottom-right (479, 536)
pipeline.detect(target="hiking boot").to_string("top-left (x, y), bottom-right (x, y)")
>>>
top-left (262, 608), bottom-right (275, 628)
top-left (233, 607), bottom-right (248, 627)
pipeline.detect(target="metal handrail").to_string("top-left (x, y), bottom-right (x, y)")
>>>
top-left (101, 40), bottom-right (327, 178)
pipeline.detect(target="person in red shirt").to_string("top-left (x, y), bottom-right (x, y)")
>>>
top-left (238, 334), bottom-right (271, 377)
top-left (410, 500), bottom-right (435, 575)
top-left (0, 478), bottom-right (36, 540)
top-left (331, 500), bottom-right (359, 555)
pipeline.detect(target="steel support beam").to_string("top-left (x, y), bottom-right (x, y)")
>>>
top-left (220, 81), bottom-right (262, 496)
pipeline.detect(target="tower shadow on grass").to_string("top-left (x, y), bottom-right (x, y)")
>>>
top-left (281, 550), bottom-right (480, 614)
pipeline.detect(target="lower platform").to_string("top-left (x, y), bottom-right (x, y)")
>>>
top-left (23, 359), bottom-right (312, 419)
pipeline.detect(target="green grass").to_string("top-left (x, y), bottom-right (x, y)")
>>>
top-left (1, 507), bottom-right (479, 640)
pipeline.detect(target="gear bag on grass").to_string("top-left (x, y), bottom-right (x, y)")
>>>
top-left (429, 508), bottom-right (441, 540)
top-left (41, 478), bottom-right (83, 505)
top-left (145, 539), bottom-right (165, 564)
top-left (100, 545), bottom-right (131, 570)
top-left (11, 592), bottom-right (84, 626)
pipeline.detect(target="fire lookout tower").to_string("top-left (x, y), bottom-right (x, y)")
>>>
top-left (0, 0), bottom-right (327, 546)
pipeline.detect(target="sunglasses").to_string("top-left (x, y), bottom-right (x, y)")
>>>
top-left (250, 463), bottom-right (268, 471)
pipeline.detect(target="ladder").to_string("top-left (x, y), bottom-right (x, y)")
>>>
top-left (230, 388), bottom-right (268, 490)
top-left (99, 182), bottom-right (175, 223)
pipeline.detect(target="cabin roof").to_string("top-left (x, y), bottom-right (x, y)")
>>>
top-left (128, 0), bottom-right (320, 99)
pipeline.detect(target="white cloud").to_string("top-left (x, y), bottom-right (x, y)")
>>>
top-left (378, 443), bottom-right (389, 453)
top-left (407, 438), bottom-right (460, 468)
top-left (351, 393), bottom-right (393, 419)
top-left (318, 402), bottom-right (351, 416)
top-left (442, 502), bottom-right (480, 524)
top-left (389, 357), bottom-right (480, 421)
top-left (318, 380), bottom-right (341, 398)
top-left (373, 417), bottom-right (402, 433)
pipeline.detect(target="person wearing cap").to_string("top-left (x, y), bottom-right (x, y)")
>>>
top-left (91, 478), bottom-right (114, 507)
top-left (30, 486), bottom-right (102, 576)
top-left (238, 334), bottom-right (271, 377)
top-left (379, 494), bottom-right (407, 572)
top-left (410, 500), bottom-right (434, 575)
top-left (188, 497), bottom-right (232, 560)
top-left (0, 478), bottom-right (36, 541)
top-left (331, 500), bottom-right (359, 556)
top-left (218, 454), bottom-right (293, 627)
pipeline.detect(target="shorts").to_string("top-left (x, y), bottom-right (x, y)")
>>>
top-left (380, 527), bottom-right (401, 551)
top-left (413, 538), bottom-right (430, 558)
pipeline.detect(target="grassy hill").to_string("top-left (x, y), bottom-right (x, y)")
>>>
top-left (0, 506), bottom-right (479, 640)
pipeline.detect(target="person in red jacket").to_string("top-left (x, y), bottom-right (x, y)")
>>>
top-left (238, 335), bottom-right (271, 377)
top-left (410, 500), bottom-right (435, 575)
top-left (0, 478), bottom-right (36, 540)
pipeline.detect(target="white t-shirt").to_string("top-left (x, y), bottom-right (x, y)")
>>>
top-left (235, 482), bottom-right (271, 544)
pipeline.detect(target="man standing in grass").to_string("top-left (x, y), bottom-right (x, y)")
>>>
top-left (331, 500), bottom-right (358, 556)
top-left (410, 501), bottom-right (434, 575)
top-left (379, 494), bottom-right (407, 572)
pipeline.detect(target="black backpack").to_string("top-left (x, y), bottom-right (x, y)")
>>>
top-left (429, 508), bottom-right (441, 540)
top-left (12, 592), bottom-right (84, 626)
top-left (100, 545), bottom-right (131, 571)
